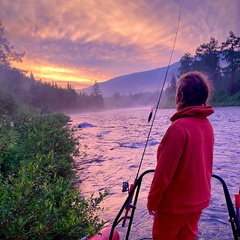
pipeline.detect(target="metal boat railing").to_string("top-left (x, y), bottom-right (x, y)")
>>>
top-left (109, 170), bottom-right (240, 240)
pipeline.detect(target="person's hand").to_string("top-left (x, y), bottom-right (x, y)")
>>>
top-left (148, 210), bottom-right (157, 216)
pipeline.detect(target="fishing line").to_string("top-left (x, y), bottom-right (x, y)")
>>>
top-left (135, 5), bottom-right (181, 180)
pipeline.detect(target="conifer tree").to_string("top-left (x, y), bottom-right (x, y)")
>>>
top-left (221, 31), bottom-right (240, 94)
top-left (0, 21), bottom-right (25, 68)
top-left (178, 53), bottom-right (193, 77)
top-left (91, 81), bottom-right (104, 109)
top-left (193, 37), bottom-right (221, 85)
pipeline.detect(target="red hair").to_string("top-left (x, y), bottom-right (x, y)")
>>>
top-left (177, 71), bottom-right (211, 109)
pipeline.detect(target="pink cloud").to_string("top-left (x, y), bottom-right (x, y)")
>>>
top-left (0, 0), bottom-right (239, 88)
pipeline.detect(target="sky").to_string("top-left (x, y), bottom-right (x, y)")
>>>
top-left (0, 0), bottom-right (239, 89)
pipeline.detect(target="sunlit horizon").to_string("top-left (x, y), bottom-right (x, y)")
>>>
top-left (1, 0), bottom-right (239, 89)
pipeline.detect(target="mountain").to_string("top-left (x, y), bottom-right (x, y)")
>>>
top-left (78, 61), bottom-right (180, 97)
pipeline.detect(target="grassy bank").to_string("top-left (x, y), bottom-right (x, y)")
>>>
top-left (0, 112), bottom-right (107, 239)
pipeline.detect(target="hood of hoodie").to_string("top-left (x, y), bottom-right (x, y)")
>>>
top-left (170, 105), bottom-right (214, 122)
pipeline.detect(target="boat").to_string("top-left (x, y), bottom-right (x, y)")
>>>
top-left (105, 170), bottom-right (240, 240)
top-left (88, 226), bottom-right (120, 240)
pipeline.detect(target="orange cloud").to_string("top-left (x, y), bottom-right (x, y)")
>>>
top-left (14, 58), bottom-right (108, 89)
top-left (1, 0), bottom-right (239, 89)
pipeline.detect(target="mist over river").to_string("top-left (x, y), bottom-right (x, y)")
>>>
top-left (69, 106), bottom-right (240, 240)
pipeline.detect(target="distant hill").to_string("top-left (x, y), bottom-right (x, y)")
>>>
top-left (78, 61), bottom-right (180, 97)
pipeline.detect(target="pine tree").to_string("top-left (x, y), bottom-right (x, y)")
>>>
top-left (0, 21), bottom-right (25, 68)
top-left (178, 53), bottom-right (193, 77)
top-left (193, 37), bottom-right (221, 85)
top-left (221, 31), bottom-right (240, 94)
top-left (91, 81), bottom-right (104, 109)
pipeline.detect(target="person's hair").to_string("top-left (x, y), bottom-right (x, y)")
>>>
top-left (176, 71), bottom-right (212, 109)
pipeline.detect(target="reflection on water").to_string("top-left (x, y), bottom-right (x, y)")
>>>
top-left (69, 106), bottom-right (240, 240)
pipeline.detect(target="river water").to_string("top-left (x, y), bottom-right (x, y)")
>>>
top-left (69, 106), bottom-right (240, 240)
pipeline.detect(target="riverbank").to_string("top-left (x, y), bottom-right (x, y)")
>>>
top-left (0, 112), bottom-right (106, 239)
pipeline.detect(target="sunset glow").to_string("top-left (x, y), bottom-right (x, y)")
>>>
top-left (1, 0), bottom-right (239, 89)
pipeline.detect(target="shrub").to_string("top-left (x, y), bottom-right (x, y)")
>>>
top-left (211, 90), bottom-right (240, 106)
top-left (0, 112), bottom-right (107, 239)
top-left (229, 91), bottom-right (240, 105)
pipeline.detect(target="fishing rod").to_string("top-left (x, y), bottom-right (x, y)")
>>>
top-left (135, 4), bottom-right (181, 181)
top-left (120, 3), bottom-right (182, 231)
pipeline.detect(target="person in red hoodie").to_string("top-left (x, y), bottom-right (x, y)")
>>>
top-left (147, 71), bottom-right (214, 240)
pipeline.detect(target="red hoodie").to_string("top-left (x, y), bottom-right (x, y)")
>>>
top-left (147, 106), bottom-right (214, 214)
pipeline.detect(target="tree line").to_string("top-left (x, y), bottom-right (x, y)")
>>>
top-left (1, 19), bottom-right (239, 114)
top-left (178, 31), bottom-right (240, 106)
top-left (104, 31), bottom-right (240, 109)
top-left (0, 20), bottom-right (104, 114)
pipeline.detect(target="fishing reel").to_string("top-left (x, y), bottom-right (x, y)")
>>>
top-left (122, 181), bottom-right (129, 192)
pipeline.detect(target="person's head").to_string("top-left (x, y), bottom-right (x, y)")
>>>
top-left (176, 71), bottom-right (211, 110)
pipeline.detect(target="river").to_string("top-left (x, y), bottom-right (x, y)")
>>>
top-left (69, 106), bottom-right (240, 240)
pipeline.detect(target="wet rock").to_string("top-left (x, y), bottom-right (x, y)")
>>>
top-left (78, 122), bottom-right (96, 128)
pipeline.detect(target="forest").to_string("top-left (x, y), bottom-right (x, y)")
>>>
top-left (178, 32), bottom-right (240, 106)
top-left (105, 32), bottom-right (240, 109)
top-left (1, 20), bottom-right (240, 114)
top-left (0, 21), bottom-right (104, 115)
